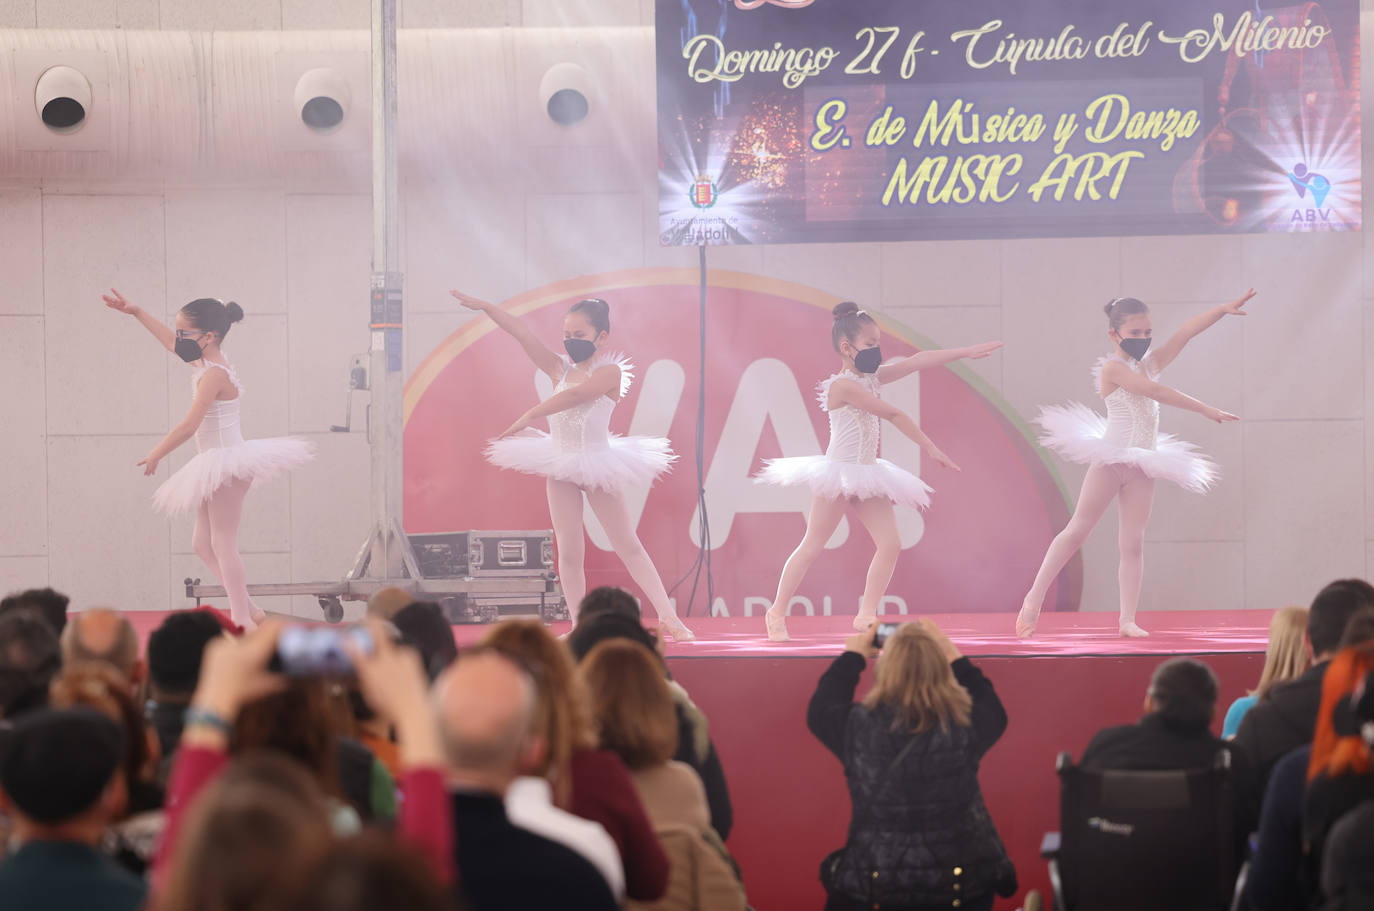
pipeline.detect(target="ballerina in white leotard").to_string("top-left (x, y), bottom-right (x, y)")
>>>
top-left (755, 302), bottom-right (1001, 641)
top-left (104, 290), bottom-right (313, 630)
top-left (451, 290), bottom-right (695, 642)
top-left (1017, 291), bottom-right (1254, 639)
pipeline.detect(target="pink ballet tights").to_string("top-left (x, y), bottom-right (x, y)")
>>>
top-left (192, 476), bottom-right (261, 629)
top-left (1022, 462), bottom-right (1155, 633)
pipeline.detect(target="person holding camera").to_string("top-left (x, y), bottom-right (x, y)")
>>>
top-left (806, 619), bottom-right (1015, 911)
top-left (151, 622), bottom-right (455, 892)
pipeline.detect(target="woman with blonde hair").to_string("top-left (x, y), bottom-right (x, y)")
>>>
top-left (1222, 606), bottom-right (1310, 739)
top-left (481, 621), bottom-right (669, 903)
top-left (807, 620), bottom-right (1016, 911)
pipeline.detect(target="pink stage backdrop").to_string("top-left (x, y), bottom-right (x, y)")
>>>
top-left (404, 269), bottom-right (1077, 619)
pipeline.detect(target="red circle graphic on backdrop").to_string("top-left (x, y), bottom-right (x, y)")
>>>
top-left (404, 269), bottom-right (1078, 619)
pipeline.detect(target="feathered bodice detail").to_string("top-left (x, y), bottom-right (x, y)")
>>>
top-left (817, 371), bottom-right (882, 466)
top-left (548, 351), bottom-right (634, 455)
top-left (1093, 355), bottom-right (1160, 451)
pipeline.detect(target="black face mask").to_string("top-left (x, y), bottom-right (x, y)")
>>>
top-left (564, 338), bottom-right (598, 363)
top-left (175, 337), bottom-right (205, 363)
top-left (1118, 337), bottom-right (1152, 362)
top-left (853, 345), bottom-right (883, 374)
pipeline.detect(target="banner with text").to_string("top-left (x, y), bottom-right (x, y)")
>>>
top-left (655, 0), bottom-right (1361, 244)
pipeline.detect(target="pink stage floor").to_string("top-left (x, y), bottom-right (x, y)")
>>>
top-left (448, 609), bottom-right (1275, 657)
top-left (124, 608), bottom-right (1269, 911)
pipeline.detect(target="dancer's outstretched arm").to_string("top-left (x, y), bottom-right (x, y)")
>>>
top-left (830, 377), bottom-right (960, 471)
top-left (138, 369), bottom-right (230, 475)
top-left (103, 288), bottom-right (176, 352)
top-left (1149, 288), bottom-right (1255, 372)
top-left (1102, 360), bottom-right (1238, 423)
top-left (876, 340), bottom-right (1002, 384)
top-left (497, 364), bottom-right (621, 437)
top-left (451, 290), bottom-right (564, 381)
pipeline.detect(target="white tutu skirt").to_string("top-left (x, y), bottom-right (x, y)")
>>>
top-left (153, 438), bottom-right (316, 515)
top-left (1036, 403), bottom-right (1217, 494)
top-left (485, 431), bottom-right (676, 493)
top-left (755, 456), bottom-right (933, 510)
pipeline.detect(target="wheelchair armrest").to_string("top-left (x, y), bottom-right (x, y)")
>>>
top-left (1040, 831), bottom-right (1061, 859)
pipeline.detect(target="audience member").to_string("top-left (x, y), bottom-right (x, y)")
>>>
top-left (1080, 658), bottom-right (1228, 771)
top-left (807, 620), bottom-right (1015, 911)
top-left (1302, 646), bottom-right (1374, 899)
top-left (482, 620), bottom-right (668, 902)
top-left (145, 610), bottom-right (225, 774)
top-left (155, 750), bottom-right (335, 911)
top-left (581, 640), bottom-right (712, 835)
top-left (570, 607), bottom-right (734, 839)
top-left (435, 647), bottom-right (619, 911)
top-left (267, 830), bottom-right (459, 911)
top-left (1223, 606), bottom-right (1309, 738)
top-left (0, 708), bottom-right (145, 911)
top-left (1317, 673), bottom-right (1374, 911)
top-left (1247, 610), bottom-right (1374, 911)
top-left (153, 623), bottom-right (455, 890)
top-left (366, 586), bottom-right (415, 621)
top-left (578, 586), bottom-right (643, 623)
top-left (345, 685), bottom-right (402, 779)
top-left (581, 638), bottom-right (746, 911)
top-left (233, 675), bottom-right (394, 827)
top-left (1234, 579), bottom-right (1374, 819)
top-left (393, 601), bottom-right (459, 679)
top-left (0, 587), bottom-right (70, 636)
top-left (61, 609), bottom-right (142, 686)
top-left (0, 609), bottom-right (61, 719)
top-left (50, 662), bottom-right (165, 872)
top-left (1320, 801), bottom-right (1374, 911)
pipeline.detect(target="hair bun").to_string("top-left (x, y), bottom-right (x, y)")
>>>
top-left (225, 301), bottom-right (244, 324)
top-left (1103, 299), bottom-right (1118, 317)
top-left (833, 301), bottom-right (861, 320)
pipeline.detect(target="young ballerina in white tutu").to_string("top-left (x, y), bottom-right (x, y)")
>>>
top-left (450, 290), bottom-right (696, 641)
top-left (1016, 291), bottom-right (1254, 639)
top-left (104, 291), bottom-right (313, 630)
top-left (755, 302), bottom-right (1001, 641)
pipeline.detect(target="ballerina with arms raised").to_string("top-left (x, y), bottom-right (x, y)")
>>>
top-left (1018, 291), bottom-right (1253, 639)
top-left (105, 290), bottom-right (313, 630)
top-left (756, 302), bottom-right (1001, 641)
top-left (452, 290), bottom-right (695, 642)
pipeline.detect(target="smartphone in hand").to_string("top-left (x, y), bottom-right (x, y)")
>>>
top-left (272, 626), bottom-right (375, 676)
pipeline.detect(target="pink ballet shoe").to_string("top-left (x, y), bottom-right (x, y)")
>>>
top-left (853, 610), bottom-right (877, 632)
top-left (659, 615), bottom-right (696, 643)
top-left (1119, 621), bottom-right (1150, 638)
top-left (1015, 600), bottom-right (1041, 639)
top-left (765, 607), bottom-right (790, 642)
top-left (250, 607), bottom-right (268, 625)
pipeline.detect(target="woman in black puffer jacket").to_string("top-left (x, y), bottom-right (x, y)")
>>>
top-left (807, 619), bottom-right (1016, 911)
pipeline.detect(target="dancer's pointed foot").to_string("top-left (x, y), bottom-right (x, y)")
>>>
top-left (1119, 621), bottom-right (1150, 638)
top-left (852, 610), bottom-right (877, 632)
top-left (765, 606), bottom-right (790, 642)
top-left (659, 615), bottom-right (696, 643)
top-left (1015, 598), bottom-right (1041, 639)
top-left (250, 606), bottom-right (268, 626)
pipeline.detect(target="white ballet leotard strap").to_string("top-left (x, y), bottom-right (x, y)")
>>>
top-left (197, 360), bottom-right (243, 393)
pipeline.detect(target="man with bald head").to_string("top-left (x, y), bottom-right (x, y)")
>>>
top-left (60, 610), bottom-right (142, 686)
top-left (436, 649), bottom-right (617, 911)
